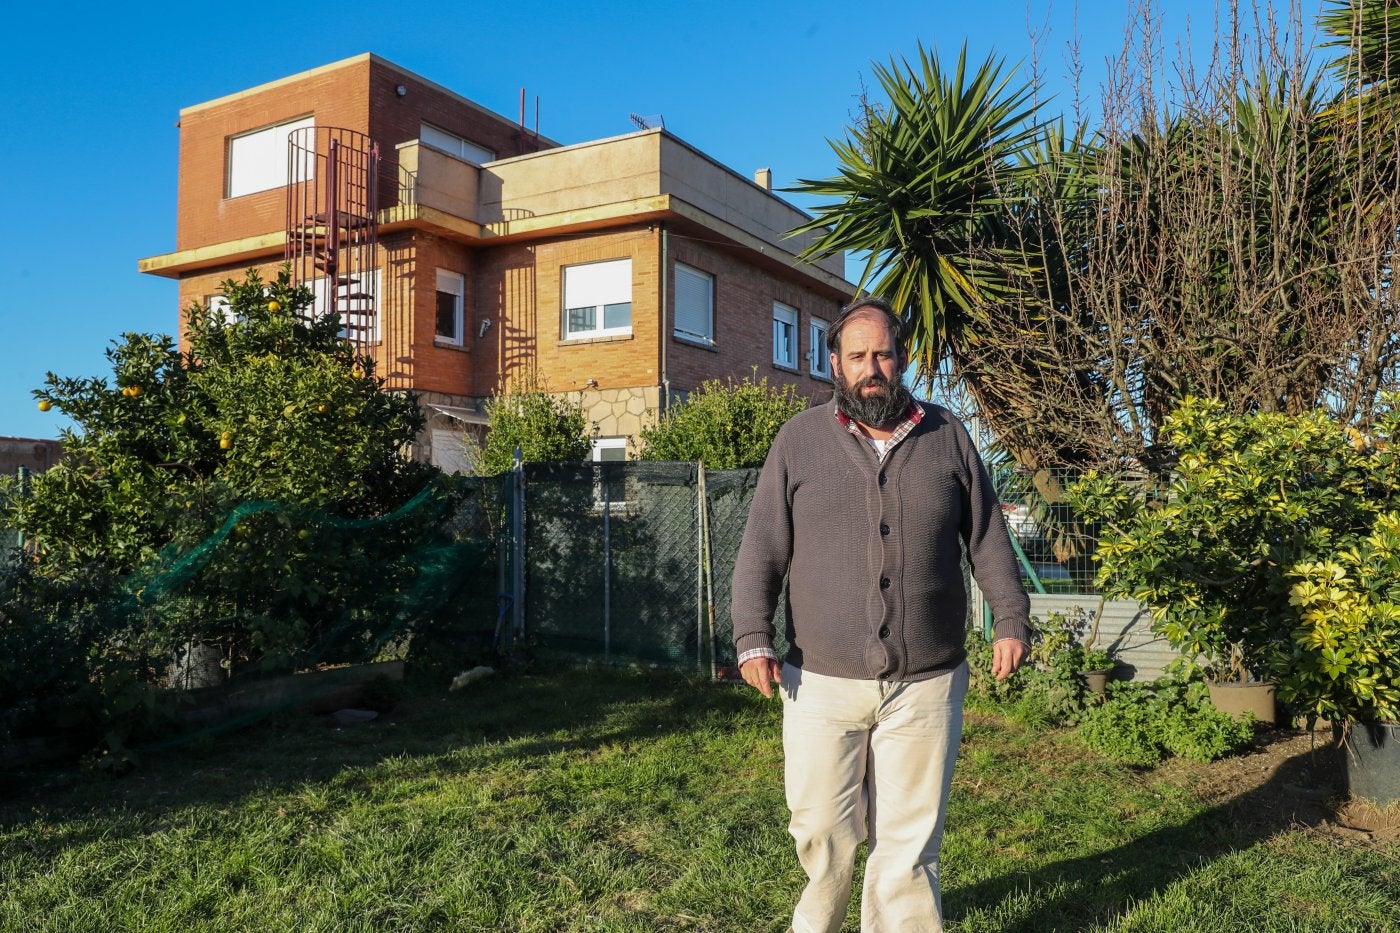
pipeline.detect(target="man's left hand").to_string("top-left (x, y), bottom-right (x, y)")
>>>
top-left (992, 638), bottom-right (1030, 681)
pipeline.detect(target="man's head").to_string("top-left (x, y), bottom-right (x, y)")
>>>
top-left (828, 297), bottom-right (913, 428)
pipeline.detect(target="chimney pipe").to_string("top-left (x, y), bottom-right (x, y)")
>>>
top-left (754, 167), bottom-right (772, 191)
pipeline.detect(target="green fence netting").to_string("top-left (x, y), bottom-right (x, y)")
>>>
top-left (6, 457), bottom-right (1056, 756)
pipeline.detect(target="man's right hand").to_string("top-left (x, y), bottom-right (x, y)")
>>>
top-left (739, 657), bottom-right (783, 698)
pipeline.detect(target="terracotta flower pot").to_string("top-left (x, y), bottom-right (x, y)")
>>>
top-left (1080, 667), bottom-right (1114, 696)
top-left (1206, 680), bottom-right (1276, 725)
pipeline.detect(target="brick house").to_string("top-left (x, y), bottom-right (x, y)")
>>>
top-left (138, 53), bottom-right (852, 470)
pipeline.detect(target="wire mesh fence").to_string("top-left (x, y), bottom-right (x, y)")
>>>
top-left (1, 468), bottom-right (27, 567)
top-left (2, 457), bottom-right (1070, 755)
top-left (988, 465), bottom-right (1101, 595)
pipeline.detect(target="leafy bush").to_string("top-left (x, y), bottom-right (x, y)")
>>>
top-left (968, 617), bottom-right (1254, 765)
top-left (638, 372), bottom-right (807, 468)
top-left (966, 610), bottom-right (1102, 728)
top-left (1078, 675), bottom-right (1256, 765)
top-left (6, 267), bottom-right (430, 580)
top-left (473, 372), bottom-right (591, 476)
top-left (0, 268), bottom-right (446, 753)
top-left (1068, 397), bottom-right (1400, 723)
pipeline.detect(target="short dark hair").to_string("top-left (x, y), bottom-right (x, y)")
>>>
top-left (827, 296), bottom-right (907, 361)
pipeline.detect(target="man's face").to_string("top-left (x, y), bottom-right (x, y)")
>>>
top-left (831, 311), bottom-right (910, 428)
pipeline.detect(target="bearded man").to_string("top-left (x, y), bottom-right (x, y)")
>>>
top-left (731, 296), bottom-right (1031, 933)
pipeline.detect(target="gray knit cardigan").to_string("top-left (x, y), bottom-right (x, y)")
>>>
top-left (731, 401), bottom-right (1033, 681)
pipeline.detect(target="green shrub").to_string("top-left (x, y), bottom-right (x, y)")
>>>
top-left (1067, 396), bottom-right (1400, 723)
top-left (1078, 675), bottom-right (1255, 765)
top-left (474, 372), bottom-right (591, 475)
top-left (638, 372), bottom-right (807, 468)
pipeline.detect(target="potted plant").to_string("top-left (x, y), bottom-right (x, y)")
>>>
top-left (1034, 605), bottom-right (1118, 697)
top-left (1068, 398), bottom-right (1400, 802)
top-left (1076, 599), bottom-right (1117, 696)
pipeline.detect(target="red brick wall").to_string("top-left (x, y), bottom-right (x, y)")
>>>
top-left (177, 59), bottom-right (373, 251)
top-left (471, 226), bottom-right (662, 397)
top-left (367, 59), bottom-right (552, 210)
top-left (177, 56), bottom-right (553, 252)
top-left (398, 233), bottom-right (475, 396)
top-left (666, 237), bottom-right (846, 404)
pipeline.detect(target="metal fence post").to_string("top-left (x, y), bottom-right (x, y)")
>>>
top-left (512, 446), bottom-right (525, 642)
top-left (602, 463), bottom-right (611, 660)
top-left (697, 462), bottom-right (717, 678)
top-left (15, 465), bottom-right (29, 553)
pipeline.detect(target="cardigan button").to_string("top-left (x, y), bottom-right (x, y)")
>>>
top-left (879, 577), bottom-right (891, 589)
top-left (878, 472), bottom-right (887, 486)
top-left (879, 626), bottom-right (891, 638)
top-left (880, 523), bottom-right (890, 536)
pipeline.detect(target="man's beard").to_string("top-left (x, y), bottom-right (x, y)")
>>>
top-left (834, 368), bottom-right (913, 428)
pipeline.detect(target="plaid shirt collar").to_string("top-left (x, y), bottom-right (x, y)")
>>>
top-left (834, 400), bottom-right (923, 462)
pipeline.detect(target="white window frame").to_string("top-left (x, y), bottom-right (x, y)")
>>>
top-left (563, 258), bottom-right (633, 339)
top-left (435, 269), bottom-right (465, 345)
top-left (591, 437), bottom-right (630, 511)
top-left (312, 268), bottom-right (382, 343)
top-left (207, 294), bottom-right (236, 324)
top-left (227, 115), bottom-right (315, 198)
top-left (674, 262), bottom-right (715, 344)
top-left (420, 122), bottom-right (496, 164)
top-left (809, 316), bottom-right (832, 379)
top-left (773, 301), bottom-right (798, 368)
top-left (591, 437), bottom-right (629, 462)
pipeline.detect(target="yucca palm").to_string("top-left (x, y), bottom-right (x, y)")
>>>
top-left (789, 43), bottom-right (1043, 380)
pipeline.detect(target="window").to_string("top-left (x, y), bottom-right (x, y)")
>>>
top-left (563, 259), bottom-right (632, 339)
top-left (591, 437), bottom-right (628, 462)
top-left (591, 437), bottom-right (629, 510)
top-left (227, 115), bottom-right (315, 198)
top-left (435, 269), bottom-right (465, 344)
top-left (207, 294), bottom-right (236, 324)
top-left (312, 269), bottom-right (382, 343)
top-left (809, 316), bottom-right (832, 378)
top-left (420, 122), bottom-right (496, 164)
top-left (773, 302), bottom-right (798, 368)
top-left (674, 263), bottom-right (714, 343)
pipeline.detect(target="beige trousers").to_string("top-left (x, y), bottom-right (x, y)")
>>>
top-left (780, 661), bottom-right (968, 933)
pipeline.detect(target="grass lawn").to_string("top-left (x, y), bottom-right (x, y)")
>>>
top-left (1, 666), bottom-right (1396, 932)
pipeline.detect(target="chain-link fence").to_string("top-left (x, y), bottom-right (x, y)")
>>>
top-left (0, 468), bottom-right (27, 567)
top-left (499, 462), bottom-right (776, 673)
top-left (988, 465), bottom-right (1101, 595)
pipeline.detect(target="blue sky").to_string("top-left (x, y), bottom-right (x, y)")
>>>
top-left (0, 0), bottom-right (1321, 441)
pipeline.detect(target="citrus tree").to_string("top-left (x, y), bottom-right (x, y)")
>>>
top-left (638, 373), bottom-right (808, 468)
top-left (8, 267), bottom-right (428, 576)
top-left (3, 268), bottom-right (436, 676)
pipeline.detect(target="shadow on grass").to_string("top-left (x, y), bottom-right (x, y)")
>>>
top-left (0, 665), bottom-right (761, 831)
top-left (948, 731), bottom-right (1346, 931)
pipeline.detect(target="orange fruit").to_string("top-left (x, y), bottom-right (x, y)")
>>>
top-left (37, 400), bottom-right (51, 412)
top-left (268, 299), bottom-right (281, 312)
top-left (220, 438), bottom-right (232, 450)
top-left (129, 385), bottom-right (142, 397)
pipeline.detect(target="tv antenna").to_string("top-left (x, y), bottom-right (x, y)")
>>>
top-left (629, 112), bottom-right (665, 130)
